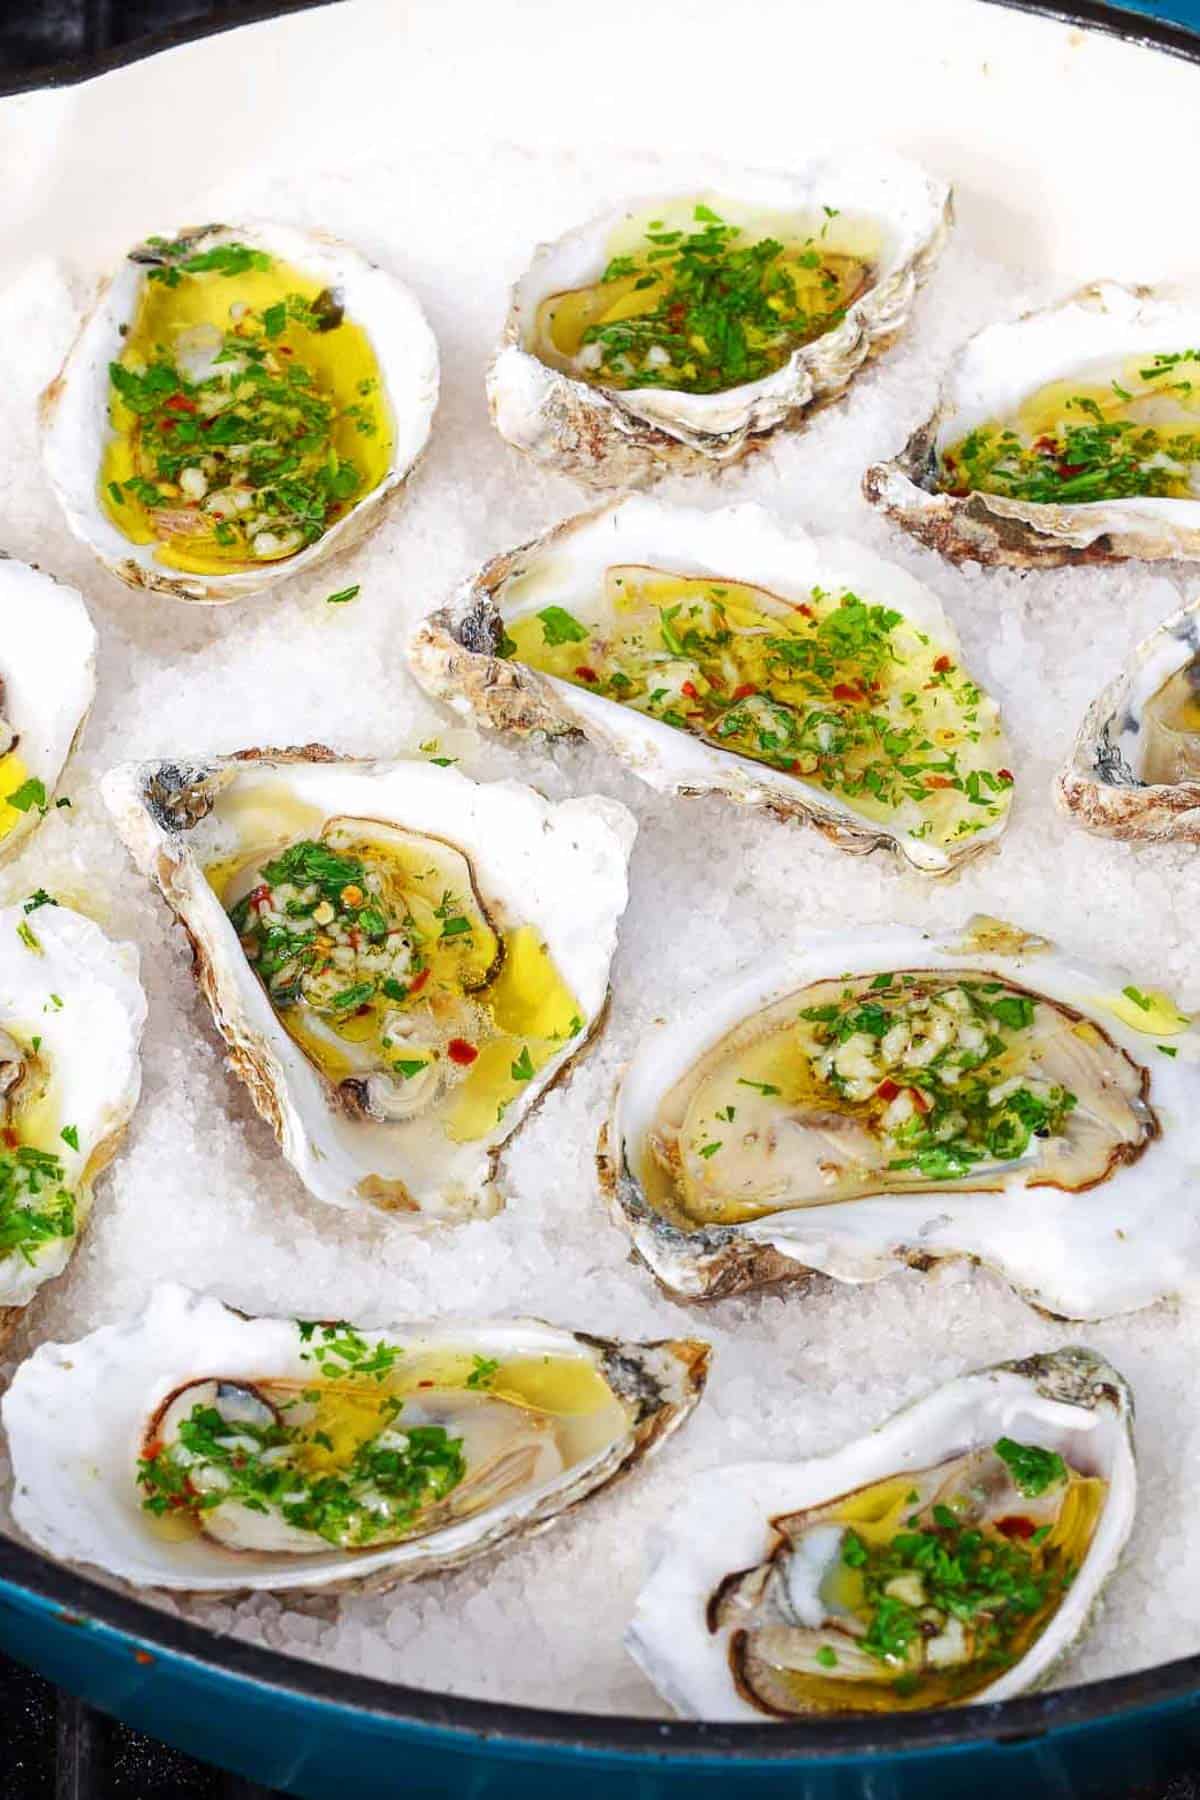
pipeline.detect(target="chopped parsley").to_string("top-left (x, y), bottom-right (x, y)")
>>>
top-left (0, 1146), bottom-right (75, 1265)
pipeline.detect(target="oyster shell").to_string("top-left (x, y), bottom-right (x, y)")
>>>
top-left (410, 498), bottom-right (1012, 876)
top-left (488, 155), bottom-right (950, 488)
top-left (627, 1347), bottom-right (1134, 1719)
top-left (865, 283), bottom-right (1200, 567)
top-left (0, 558), bottom-right (96, 863)
top-left (599, 919), bottom-right (1199, 1316)
top-left (102, 751), bottom-right (634, 1219)
top-left (0, 902), bottom-right (144, 1349)
top-left (42, 222), bottom-right (439, 603)
top-left (3, 1282), bottom-right (710, 1594)
top-left (1058, 595), bottom-right (1200, 839)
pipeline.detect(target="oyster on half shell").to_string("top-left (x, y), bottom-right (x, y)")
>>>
top-left (3, 1282), bottom-right (709, 1593)
top-left (410, 498), bottom-right (1012, 877)
top-left (1058, 595), bottom-right (1200, 840)
top-left (488, 155), bottom-right (950, 489)
top-left (0, 558), bottom-right (96, 864)
top-left (103, 751), bottom-right (634, 1220)
top-left (865, 283), bottom-right (1200, 567)
top-left (42, 222), bottom-right (439, 603)
top-left (0, 903), bottom-right (144, 1350)
top-left (599, 919), bottom-right (1199, 1316)
top-left (627, 1347), bottom-right (1134, 1719)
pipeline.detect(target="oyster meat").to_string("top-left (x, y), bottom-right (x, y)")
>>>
top-left (865, 283), bottom-right (1200, 567)
top-left (627, 1348), bottom-right (1134, 1719)
top-left (488, 155), bottom-right (950, 488)
top-left (1059, 595), bottom-right (1200, 839)
top-left (42, 223), bottom-right (439, 603)
top-left (103, 752), bottom-right (634, 1219)
top-left (0, 558), bottom-right (96, 863)
top-left (411, 498), bottom-right (1012, 876)
top-left (3, 1282), bottom-right (710, 1593)
top-left (0, 902), bottom-right (144, 1349)
top-left (599, 919), bottom-right (1200, 1314)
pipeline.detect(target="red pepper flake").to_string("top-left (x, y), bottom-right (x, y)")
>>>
top-left (794, 602), bottom-right (814, 618)
top-left (1033, 435), bottom-right (1058, 454)
top-left (1058, 463), bottom-right (1085, 478)
top-left (143, 1440), bottom-right (162, 1461)
top-left (933, 655), bottom-right (953, 674)
top-left (249, 884), bottom-right (271, 910)
top-left (680, 680), bottom-right (699, 700)
top-left (574, 665), bottom-right (598, 683)
top-left (908, 1086), bottom-right (932, 1115)
top-left (408, 968), bottom-right (430, 996)
top-left (731, 683), bottom-right (758, 701)
top-left (448, 1038), bottom-right (478, 1066)
top-left (417, 1379), bottom-right (434, 1388)
top-left (875, 1078), bottom-right (901, 1102)
top-left (134, 1651), bottom-right (155, 1666)
top-left (277, 345), bottom-right (293, 357)
top-left (832, 683), bottom-right (864, 703)
top-left (925, 774), bottom-right (954, 790)
top-left (995, 1515), bottom-right (1036, 1540)
top-left (165, 392), bottom-right (197, 414)
top-left (998, 768), bottom-right (1014, 783)
top-left (1, 1126), bottom-right (18, 1150)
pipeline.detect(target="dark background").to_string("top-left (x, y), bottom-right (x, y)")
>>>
top-left (2, 0), bottom-right (320, 86)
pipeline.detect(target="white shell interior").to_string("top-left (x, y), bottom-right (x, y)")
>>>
top-left (43, 221), bottom-right (440, 601)
top-left (103, 756), bottom-right (635, 1218)
top-left (0, 901), bottom-right (144, 1308)
top-left (614, 923), bottom-right (1200, 1318)
top-left (627, 1353), bottom-right (1135, 1720)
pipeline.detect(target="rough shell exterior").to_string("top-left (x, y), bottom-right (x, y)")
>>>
top-left (41, 222), bottom-right (439, 604)
top-left (1058, 595), bottom-right (1200, 840)
top-left (2, 1283), bottom-right (710, 1596)
top-left (864, 283), bottom-right (1200, 568)
top-left (409, 496), bottom-right (1010, 877)
top-left (488, 157), bottom-right (951, 489)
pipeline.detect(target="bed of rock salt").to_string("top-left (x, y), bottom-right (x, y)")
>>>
top-left (0, 137), bottom-right (1197, 1718)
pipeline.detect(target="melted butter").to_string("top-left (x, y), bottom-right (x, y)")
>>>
top-left (207, 807), bottom-right (584, 1145)
top-left (0, 751), bottom-right (35, 844)
top-left (100, 251), bottom-right (393, 574)
top-left (1103, 986), bottom-right (1190, 1035)
top-left (533, 198), bottom-right (880, 393)
top-left (148, 1348), bottom-right (629, 1544)
top-left (764, 1464), bottom-right (1106, 1714)
top-left (504, 568), bottom-right (1009, 853)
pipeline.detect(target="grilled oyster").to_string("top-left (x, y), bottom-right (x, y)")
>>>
top-left (488, 155), bottom-right (950, 488)
top-left (3, 1282), bottom-right (709, 1593)
top-left (1059, 594), bottom-right (1200, 839)
top-left (0, 558), bottom-right (96, 863)
top-left (0, 902), bottom-right (144, 1349)
top-left (42, 223), bottom-right (438, 603)
top-left (865, 283), bottom-right (1200, 567)
top-left (627, 1348), bottom-right (1134, 1719)
top-left (599, 918), bottom-right (1197, 1315)
top-left (103, 751), bottom-right (634, 1219)
top-left (410, 498), bottom-right (1012, 876)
